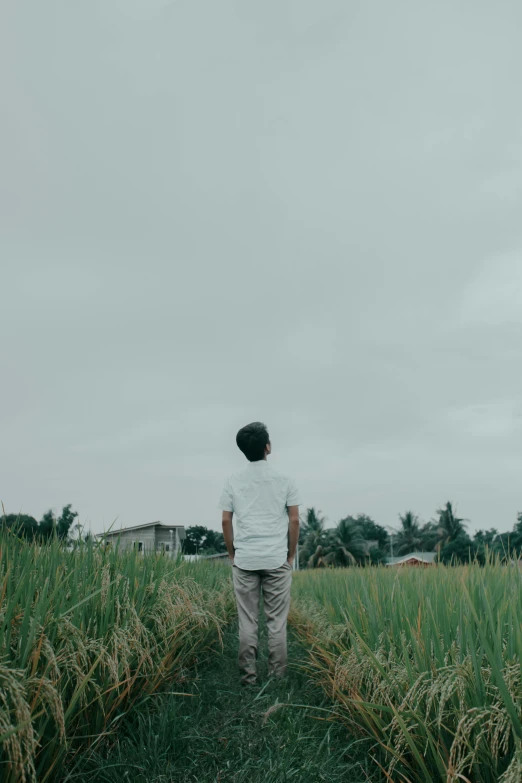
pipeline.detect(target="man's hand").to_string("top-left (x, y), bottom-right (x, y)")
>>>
top-left (286, 556), bottom-right (294, 568)
top-left (287, 505), bottom-right (299, 568)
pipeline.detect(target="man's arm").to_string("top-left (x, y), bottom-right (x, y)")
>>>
top-left (287, 505), bottom-right (300, 565)
top-left (222, 511), bottom-right (235, 562)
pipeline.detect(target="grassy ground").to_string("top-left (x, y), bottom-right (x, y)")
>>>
top-left (68, 622), bottom-right (377, 783)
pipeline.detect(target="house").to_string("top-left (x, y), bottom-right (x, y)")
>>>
top-left (97, 522), bottom-right (185, 556)
top-left (386, 552), bottom-right (437, 567)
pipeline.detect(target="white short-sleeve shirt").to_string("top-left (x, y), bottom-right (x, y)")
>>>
top-left (218, 461), bottom-right (301, 571)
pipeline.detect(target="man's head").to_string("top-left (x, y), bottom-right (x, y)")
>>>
top-left (236, 422), bottom-right (271, 462)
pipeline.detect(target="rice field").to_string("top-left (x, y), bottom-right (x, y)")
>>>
top-left (4, 531), bottom-right (521, 783)
top-left (290, 562), bottom-right (522, 783)
top-left (0, 532), bottom-right (234, 782)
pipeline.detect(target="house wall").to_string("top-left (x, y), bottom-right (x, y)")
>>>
top-left (108, 528), bottom-right (156, 552)
top-left (155, 528), bottom-right (183, 554)
top-left (398, 559), bottom-right (435, 567)
top-left (104, 526), bottom-right (184, 555)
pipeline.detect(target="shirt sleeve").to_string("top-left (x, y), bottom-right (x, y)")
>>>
top-left (286, 478), bottom-right (301, 507)
top-left (218, 478), bottom-right (234, 512)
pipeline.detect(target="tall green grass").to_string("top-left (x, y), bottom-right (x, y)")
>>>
top-left (290, 562), bottom-right (522, 782)
top-left (0, 532), bottom-right (234, 782)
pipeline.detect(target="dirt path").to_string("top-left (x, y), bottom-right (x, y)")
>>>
top-left (72, 622), bottom-right (375, 783)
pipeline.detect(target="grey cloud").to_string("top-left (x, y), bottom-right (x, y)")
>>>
top-left (1, 0), bottom-right (521, 534)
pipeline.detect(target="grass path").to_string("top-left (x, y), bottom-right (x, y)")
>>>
top-left (71, 623), bottom-right (377, 783)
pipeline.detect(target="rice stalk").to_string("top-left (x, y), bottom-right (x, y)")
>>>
top-left (290, 561), bottom-right (522, 782)
top-left (0, 532), bottom-right (234, 781)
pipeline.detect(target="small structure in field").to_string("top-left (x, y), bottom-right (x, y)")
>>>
top-left (182, 552), bottom-right (230, 564)
top-left (386, 552), bottom-right (437, 567)
top-left (97, 522), bottom-right (185, 556)
top-left (202, 552), bottom-right (231, 564)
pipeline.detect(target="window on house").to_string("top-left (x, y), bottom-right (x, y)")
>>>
top-left (165, 544), bottom-right (170, 552)
top-left (138, 541), bottom-right (143, 552)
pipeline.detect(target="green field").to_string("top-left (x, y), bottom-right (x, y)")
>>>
top-left (0, 534), bottom-right (235, 782)
top-left (290, 563), bottom-right (522, 782)
top-left (2, 534), bottom-right (520, 782)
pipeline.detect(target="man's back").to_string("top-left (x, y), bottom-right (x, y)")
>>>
top-left (219, 461), bottom-right (300, 571)
top-left (219, 421), bottom-right (300, 685)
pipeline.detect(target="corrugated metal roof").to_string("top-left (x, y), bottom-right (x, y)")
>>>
top-left (97, 522), bottom-right (186, 538)
top-left (386, 551), bottom-right (437, 566)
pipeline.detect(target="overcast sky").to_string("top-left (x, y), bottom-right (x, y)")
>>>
top-left (1, 0), bottom-right (521, 536)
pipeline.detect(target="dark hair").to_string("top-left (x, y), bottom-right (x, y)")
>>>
top-left (236, 422), bottom-right (270, 462)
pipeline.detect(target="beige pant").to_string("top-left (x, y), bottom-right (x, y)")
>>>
top-left (232, 562), bottom-right (292, 685)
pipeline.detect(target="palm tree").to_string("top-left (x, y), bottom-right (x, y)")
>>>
top-left (306, 542), bottom-right (330, 568)
top-left (322, 518), bottom-right (369, 567)
top-left (435, 502), bottom-right (467, 548)
top-left (395, 511), bottom-right (423, 555)
top-left (420, 520), bottom-right (439, 552)
top-left (299, 508), bottom-right (327, 567)
top-left (299, 507), bottom-right (325, 545)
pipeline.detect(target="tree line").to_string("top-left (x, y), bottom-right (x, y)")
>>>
top-left (1, 505), bottom-right (80, 542)
top-left (4, 503), bottom-right (521, 566)
top-left (299, 503), bottom-right (522, 567)
top-left (183, 502), bottom-right (522, 567)
top-left (182, 525), bottom-right (227, 555)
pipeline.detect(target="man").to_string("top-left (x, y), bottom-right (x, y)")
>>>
top-left (218, 422), bottom-right (300, 686)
